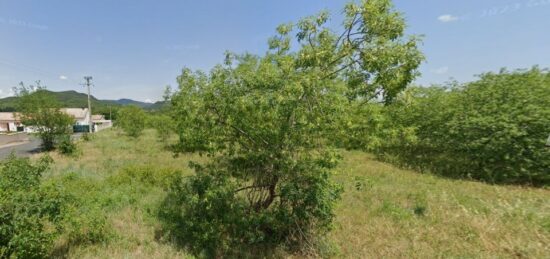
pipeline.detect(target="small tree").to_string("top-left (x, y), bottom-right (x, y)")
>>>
top-left (163, 0), bottom-right (423, 256)
top-left (15, 82), bottom-right (74, 151)
top-left (151, 114), bottom-right (173, 144)
top-left (116, 105), bottom-right (146, 138)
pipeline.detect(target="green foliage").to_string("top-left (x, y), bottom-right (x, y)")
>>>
top-left (59, 205), bottom-right (109, 246)
top-left (0, 154), bottom-right (113, 258)
top-left (160, 157), bottom-right (343, 257)
top-left (49, 174), bottom-right (111, 249)
top-left (57, 135), bottom-right (78, 156)
top-left (14, 82), bottom-right (75, 151)
top-left (116, 105), bottom-right (146, 138)
top-left (0, 155), bottom-right (65, 258)
top-left (107, 165), bottom-right (181, 189)
top-left (165, 0), bottom-right (422, 256)
top-left (342, 68), bottom-right (550, 185)
top-left (150, 115), bottom-right (173, 144)
top-left (81, 133), bottom-right (92, 142)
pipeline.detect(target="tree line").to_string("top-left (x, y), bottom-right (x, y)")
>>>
top-left (334, 67), bottom-right (549, 185)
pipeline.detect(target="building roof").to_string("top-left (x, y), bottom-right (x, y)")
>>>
top-left (1, 109), bottom-right (92, 122)
top-left (0, 112), bottom-right (21, 122)
top-left (0, 108), bottom-right (90, 122)
top-left (92, 114), bottom-right (106, 122)
top-left (60, 108), bottom-right (89, 119)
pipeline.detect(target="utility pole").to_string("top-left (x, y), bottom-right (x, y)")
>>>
top-left (82, 76), bottom-right (93, 133)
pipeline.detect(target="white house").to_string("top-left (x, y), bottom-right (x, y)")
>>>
top-left (61, 108), bottom-right (91, 125)
top-left (92, 114), bottom-right (112, 132)
top-left (1, 108), bottom-right (112, 133)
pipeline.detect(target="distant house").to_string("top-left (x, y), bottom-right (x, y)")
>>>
top-left (61, 108), bottom-right (91, 125)
top-left (91, 114), bottom-right (105, 121)
top-left (0, 112), bottom-right (23, 132)
top-left (0, 108), bottom-right (112, 133)
top-left (92, 114), bottom-right (112, 132)
top-left (61, 108), bottom-right (115, 132)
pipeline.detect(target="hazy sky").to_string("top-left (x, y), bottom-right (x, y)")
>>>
top-left (1, 0), bottom-right (549, 102)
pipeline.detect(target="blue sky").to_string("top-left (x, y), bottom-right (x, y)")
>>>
top-left (1, 0), bottom-right (549, 102)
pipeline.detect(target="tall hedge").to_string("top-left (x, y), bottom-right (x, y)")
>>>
top-left (343, 68), bottom-right (550, 185)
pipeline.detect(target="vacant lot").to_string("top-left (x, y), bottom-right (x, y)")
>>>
top-left (36, 129), bottom-right (549, 258)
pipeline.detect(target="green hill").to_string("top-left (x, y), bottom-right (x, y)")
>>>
top-left (0, 90), bottom-right (165, 113)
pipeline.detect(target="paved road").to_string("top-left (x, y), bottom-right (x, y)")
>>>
top-left (0, 133), bottom-right (83, 160)
top-left (0, 137), bottom-right (42, 160)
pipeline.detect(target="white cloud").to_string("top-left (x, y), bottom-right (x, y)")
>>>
top-left (59, 75), bottom-right (68, 80)
top-left (438, 14), bottom-right (459, 23)
top-left (431, 66), bottom-right (449, 74)
top-left (144, 98), bottom-right (153, 103)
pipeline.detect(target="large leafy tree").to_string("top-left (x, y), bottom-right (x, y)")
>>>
top-left (15, 82), bottom-right (74, 151)
top-left (163, 0), bottom-right (423, 256)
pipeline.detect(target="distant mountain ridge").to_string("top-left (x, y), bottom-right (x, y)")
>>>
top-left (104, 98), bottom-right (154, 108)
top-left (0, 90), bottom-right (164, 111)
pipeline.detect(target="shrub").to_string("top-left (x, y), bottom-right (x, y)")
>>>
top-left (116, 105), bottom-right (146, 138)
top-left (344, 68), bottom-right (550, 185)
top-left (0, 155), bottom-right (66, 258)
top-left (152, 115), bottom-right (173, 144)
top-left (44, 173), bottom-right (111, 252)
top-left (57, 135), bottom-right (78, 156)
top-left (60, 205), bottom-right (109, 246)
top-left (107, 165), bottom-right (181, 189)
top-left (81, 133), bottom-right (92, 142)
top-left (159, 159), bottom-right (342, 257)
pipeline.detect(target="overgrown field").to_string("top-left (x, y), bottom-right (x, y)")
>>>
top-left (26, 129), bottom-right (548, 258)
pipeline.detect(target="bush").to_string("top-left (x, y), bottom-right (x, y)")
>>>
top-left (59, 205), bottom-right (109, 246)
top-left (57, 135), bottom-right (78, 156)
top-left (116, 105), bottom-right (146, 138)
top-left (107, 165), bottom-right (181, 189)
top-left (0, 155), bottom-right (66, 258)
top-left (343, 68), bottom-right (550, 185)
top-left (43, 173), bottom-right (111, 253)
top-left (151, 115), bottom-right (173, 144)
top-left (81, 133), bottom-right (92, 142)
top-left (159, 158), bottom-right (342, 257)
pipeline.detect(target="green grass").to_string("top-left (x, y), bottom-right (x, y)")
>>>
top-left (39, 129), bottom-right (549, 258)
top-left (331, 152), bottom-right (549, 258)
